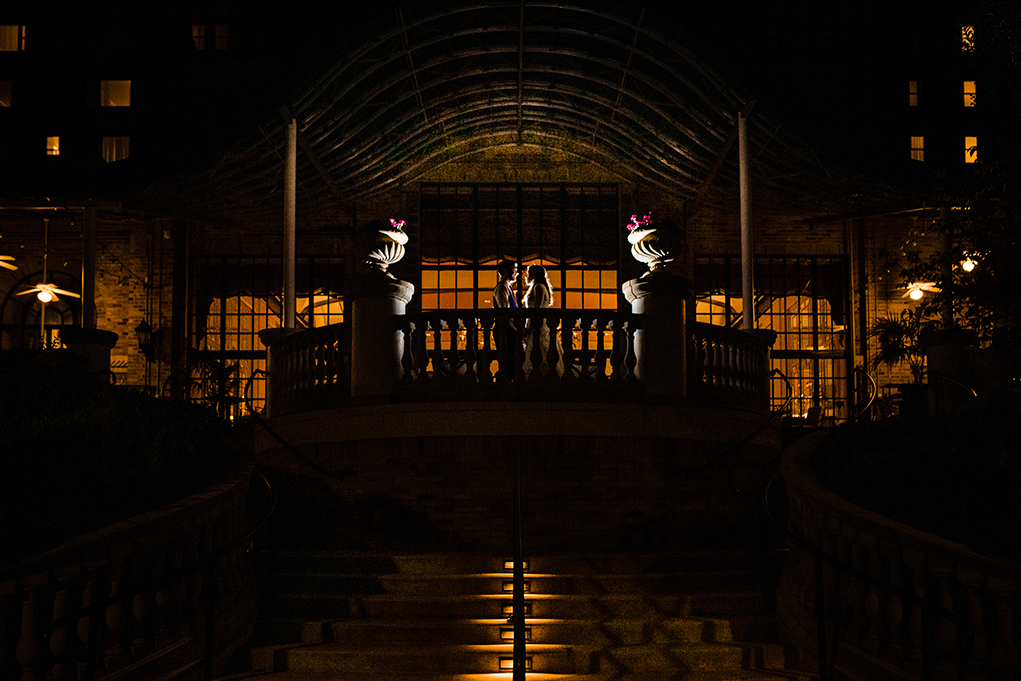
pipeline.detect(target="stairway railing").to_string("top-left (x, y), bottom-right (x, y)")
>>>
top-left (510, 450), bottom-right (527, 679)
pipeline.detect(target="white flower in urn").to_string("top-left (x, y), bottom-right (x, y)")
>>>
top-left (365, 218), bottom-right (410, 274)
top-left (625, 211), bottom-right (678, 274)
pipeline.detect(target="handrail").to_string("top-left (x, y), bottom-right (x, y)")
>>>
top-left (509, 450), bottom-right (527, 680)
top-left (836, 365), bottom-right (877, 425)
top-left (679, 367), bottom-right (792, 477)
top-left (244, 369), bottom-right (354, 480)
top-left (764, 447), bottom-right (988, 681)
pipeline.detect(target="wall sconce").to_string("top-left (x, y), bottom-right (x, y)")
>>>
top-left (135, 319), bottom-right (154, 362)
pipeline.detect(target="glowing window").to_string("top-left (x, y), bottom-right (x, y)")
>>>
top-left (962, 26), bottom-right (974, 52)
top-left (963, 81), bottom-right (976, 107)
top-left (100, 80), bottom-right (131, 107)
top-left (910, 136), bottom-right (924, 162)
top-left (214, 24), bottom-right (228, 50)
top-left (102, 136), bottom-right (130, 162)
top-left (46, 137), bottom-right (59, 156)
top-left (908, 81), bottom-right (918, 107)
top-left (965, 136), bottom-right (978, 163)
top-left (192, 24), bottom-right (228, 50)
top-left (0, 81), bottom-right (11, 107)
top-left (0, 25), bottom-right (25, 51)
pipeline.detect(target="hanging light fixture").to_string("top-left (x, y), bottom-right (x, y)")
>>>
top-left (16, 218), bottom-right (81, 303)
top-left (900, 282), bottom-right (940, 300)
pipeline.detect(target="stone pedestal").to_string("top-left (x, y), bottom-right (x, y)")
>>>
top-left (60, 327), bottom-right (119, 376)
top-left (347, 272), bottom-right (415, 397)
top-left (622, 272), bottom-right (690, 396)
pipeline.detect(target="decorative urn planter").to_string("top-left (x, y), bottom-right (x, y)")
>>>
top-left (365, 227), bottom-right (409, 275)
top-left (628, 225), bottom-right (677, 274)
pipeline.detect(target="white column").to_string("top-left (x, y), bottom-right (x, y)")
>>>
top-left (284, 119), bottom-right (297, 330)
top-left (739, 110), bottom-right (754, 331)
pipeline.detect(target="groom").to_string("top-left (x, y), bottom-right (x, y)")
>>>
top-left (492, 260), bottom-right (519, 377)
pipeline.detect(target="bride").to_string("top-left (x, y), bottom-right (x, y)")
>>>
top-left (522, 264), bottom-right (563, 378)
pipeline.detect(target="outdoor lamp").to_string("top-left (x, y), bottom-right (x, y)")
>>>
top-left (135, 319), bottom-right (154, 361)
top-left (962, 257), bottom-right (977, 272)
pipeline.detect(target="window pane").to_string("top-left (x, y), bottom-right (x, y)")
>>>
top-left (962, 26), bottom-right (974, 52)
top-left (965, 136), bottom-right (978, 163)
top-left (102, 136), bottom-right (130, 162)
top-left (214, 24), bottom-right (228, 50)
top-left (0, 81), bottom-right (11, 107)
top-left (100, 80), bottom-right (131, 107)
top-left (46, 137), bottom-right (59, 156)
top-left (964, 81), bottom-right (976, 107)
top-left (0, 26), bottom-right (21, 51)
top-left (910, 136), bottom-right (924, 162)
top-left (908, 80), bottom-right (918, 107)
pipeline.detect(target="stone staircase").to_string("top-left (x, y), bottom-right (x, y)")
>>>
top-left (243, 549), bottom-right (808, 680)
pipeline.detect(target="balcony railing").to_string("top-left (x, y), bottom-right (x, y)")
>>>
top-left (266, 308), bottom-right (772, 416)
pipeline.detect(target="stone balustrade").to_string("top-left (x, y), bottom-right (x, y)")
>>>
top-left (265, 309), bottom-right (773, 416)
top-left (0, 469), bottom-right (256, 681)
top-left (776, 432), bottom-right (1021, 681)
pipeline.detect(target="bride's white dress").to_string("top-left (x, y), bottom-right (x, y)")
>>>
top-left (523, 283), bottom-right (564, 378)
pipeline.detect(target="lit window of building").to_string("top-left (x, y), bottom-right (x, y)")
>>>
top-left (965, 136), bottom-right (977, 163)
top-left (100, 80), bottom-right (131, 107)
top-left (963, 81), bottom-right (976, 107)
top-left (214, 24), bottom-right (228, 50)
top-left (910, 136), bottom-right (924, 161)
top-left (0, 25), bottom-right (25, 51)
top-left (192, 24), bottom-right (228, 50)
top-left (0, 81), bottom-right (11, 107)
top-left (908, 80), bottom-right (918, 106)
top-left (962, 25), bottom-right (974, 52)
top-left (46, 137), bottom-right (60, 156)
top-left (102, 136), bottom-right (130, 162)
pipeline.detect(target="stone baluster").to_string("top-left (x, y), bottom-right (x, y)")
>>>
top-left (430, 316), bottom-right (445, 382)
top-left (957, 568), bottom-right (988, 681)
top-left (844, 529), bottom-right (869, 646)
top-left (543, 315), bottom-right (560, 382)
top-left (104, 575), bottom-right (129, 672)
top-left (932, 560), bottom-right (960, 681)
top-left (151, 544), bottom-right (171, 651)
top-left (987, 577), bottom-right (1018, 679)
top-left (76, 570), bottom-right (100, 681)
top-left (513, 309), bottom-right (527, 383)
top-left (131, 553), bottom-right (153, 661)
top-left (862, 533), bottom-right (887, 656)
top-left (463, 316), bottom-right (478, 381)
top-left (50, 577), bottom-right (75, 681)
top-left (399, 318), bottom-right (416, 384)
top-left (904, 547), bottom-right (928, 678)
top-left (1, 591), bottom-right (17, 681)
top-left (590, 315), bottom-right (604, 380)
top-left (449, 317), bottom-right (464, 382)
top-left (17, 581), bottom-right (43, 681)
top-left (413, 321), bottom-right (430, 384)
top-left (478, 315), bottom-right (494, 383)
top-left (623, 319), bottom-right (638, 382)
top-left (881, 538), bottom-right (909, 668)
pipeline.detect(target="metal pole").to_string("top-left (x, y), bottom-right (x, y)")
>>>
top-left (512, 450), bottom-right (526, 680)
top-left (739, 110), bottom-right (754, 331)
top-left (284, 118), bottom-right (297, 330)
top-left (83, 207), bottom-right (97, 329)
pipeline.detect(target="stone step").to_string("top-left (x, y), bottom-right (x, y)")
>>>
top-left (281, 642), bottom-right (577, 675)
top-left (307, 616), bottom-right (736, 646)
top-left (349, 590), bottom-right (768, 620)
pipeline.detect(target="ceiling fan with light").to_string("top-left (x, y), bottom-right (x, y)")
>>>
top-left (0, 254), bottom-right (16, 271)
top-left (898, 282), bottom-right (940, 300)
top-left (16, 218), bottom-right (80, 303)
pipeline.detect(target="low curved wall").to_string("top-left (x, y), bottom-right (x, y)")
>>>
top-left (0, 468), bottom-right (257, 681)
top-left (777, 432), bottom-right (1021, 681)
top-left (250, 400), bottom-right (780, 551)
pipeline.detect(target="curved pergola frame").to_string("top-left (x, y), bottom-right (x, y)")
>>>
top-left (157, 1), bottom-right (869, 223)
